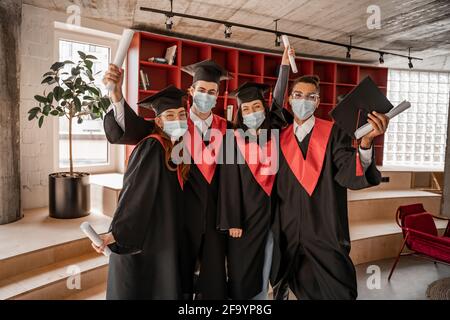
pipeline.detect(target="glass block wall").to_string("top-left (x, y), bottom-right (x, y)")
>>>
top-left (384, 70), bottom-right (450, 167)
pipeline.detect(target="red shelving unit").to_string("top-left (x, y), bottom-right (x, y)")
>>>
top-left (125, 31), bottom-right (389, 165)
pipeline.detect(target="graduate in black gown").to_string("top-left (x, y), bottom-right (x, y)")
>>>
top-left (217, 46), bottom-right (293, 300)
top-left (101, 60), bottom-right (232, 299)
top-left (91, 85), bottom-right (190, 299)
top-left (272, 75), bottom-right (389, 300)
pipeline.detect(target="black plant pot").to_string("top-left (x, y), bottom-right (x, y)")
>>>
top-left (49, 172), bottom-right (90, 219)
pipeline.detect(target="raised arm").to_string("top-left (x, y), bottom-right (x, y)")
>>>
top-left (103, 64), bottom-right (154, 145)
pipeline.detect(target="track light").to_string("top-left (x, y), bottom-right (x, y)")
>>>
top-left (165, 14), bottom-right (173, 30)
top-left (408, 48), bottom-right (414, 69)
top-left (224, 24), bottom-right (232, 39)
top-left (274, 19), bottom-right (281, 47)
top-left (275, 34), bottom-right (281, 47)
top-left (346, 47), bottom-right (351, 59)
top-left (379, 53), bottom-right (384, 64)
top-left (141, 6), bottom-right (424, 65)
top-left (346, 35), bottom-right (352, 59)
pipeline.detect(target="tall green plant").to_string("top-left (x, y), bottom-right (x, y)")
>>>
top-left (29, 51), bottom-right (111, 176)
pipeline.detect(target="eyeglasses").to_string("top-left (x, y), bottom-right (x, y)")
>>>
top-left (291, 91), bottom-right (320, 101)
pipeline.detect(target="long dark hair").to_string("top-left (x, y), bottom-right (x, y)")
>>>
top-left (153, 126), bottom-right (190, 183)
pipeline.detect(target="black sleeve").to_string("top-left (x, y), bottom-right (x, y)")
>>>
top-left (103, 99), bottom-right (155, 145)
top-left (332, 126), bottom-right (382, 190)
top-left (269, 65), bottom-right (289, 130)
top-left (108, 138), bottom-right (162, 254)
top-left (217, 136), bottom-right (244, 230)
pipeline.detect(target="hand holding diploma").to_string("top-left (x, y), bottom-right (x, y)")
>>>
top-left (360, 111), bottom-right (389, 149)
top-left (281, 35), bottom-right (298, 73)
top-left (105, 29), bottom-right (134, 92)
top-left (282, 45), bottom-right (296, 67)
top-left (80, 222), bottom-right (114, 256)
top-left (103, 64), bottom-right (124, 103)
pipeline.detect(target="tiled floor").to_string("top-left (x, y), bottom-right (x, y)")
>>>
top-left (356, 256), bottom-right (450, 300)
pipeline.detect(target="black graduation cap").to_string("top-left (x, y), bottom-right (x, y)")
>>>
top-left (229, 82), bottom-right (270, 105)
top-left (330, 76), bottom-right (394, 139)
top-left (137, 85), bottom-right (186, 115)
top-left (181, 59), bottom-right (232, 84)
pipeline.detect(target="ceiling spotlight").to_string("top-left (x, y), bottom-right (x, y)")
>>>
top-left (165, 14), bottom-right (173, 30)
top-left (346, 47), bottom-right (351, 59)
top-left (408, 47), bottom-right (414, 69)
top-left (379, 53), bottom-right (384, 64)
top-left (274, 19), bottom-right (281, 47)
top-left (224, 24), bottom-right (232, 39)
top-left (275, 34), bottom-right (281, 47)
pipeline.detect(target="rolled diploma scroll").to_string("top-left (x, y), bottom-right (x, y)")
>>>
top-left (354, 100), bottom-right (411, 139)
top-left (106, 29), bottom-right (135, 91)
top-left (281, 35), bottom-right (298, 74)
top-left (80, 222), bottom-right (112, 257)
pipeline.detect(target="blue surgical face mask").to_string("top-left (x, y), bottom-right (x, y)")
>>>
top-left (291, 99), bottom-right (316, 120)
top-left (163, 120), bottom-right (188, 140)
top-left (242, 110), bottom-right (266, 130)
top-left (193, 92), bottom-right (217, 113)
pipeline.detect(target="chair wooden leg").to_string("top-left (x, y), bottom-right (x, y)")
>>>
top-left (388, 234), bottom-right (409, 281)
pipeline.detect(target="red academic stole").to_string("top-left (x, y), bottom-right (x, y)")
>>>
top-left (185, 114), bottom-right (227, 184)
top-left (234, 131), bottom-right (277, 196)
top-left (280, 118), bottom-right (333, 196)
top-left (137, 134), bottom-right (184, 190)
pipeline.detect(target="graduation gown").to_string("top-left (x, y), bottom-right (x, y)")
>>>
top-left (180, 115), bottom-right (231, 299)
top-left (217, 66), bottom-right (289, 299)
top-left (272, 118), bottom-right (382, 300)
top-left (106, 135), bottom-right (184, 300)
top-left (103, 101), bottom-right (231, 299)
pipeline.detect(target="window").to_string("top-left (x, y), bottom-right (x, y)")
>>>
top-left (58, 39), bottom-right (110, 168)
top-left (54, 27), bottom-right (122, 173)
top-left (384, 69), bottom-right (450, 168)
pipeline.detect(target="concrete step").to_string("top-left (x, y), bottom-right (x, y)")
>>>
top-left (349, 218), bottom-right (448, 265)
top-left (0, 208), bottom-right (111, 282)
top-left (0, 252), bottom-right (108, 300)
top-left (348, 189), bottom-right (441, 222)
top-left (65, 283), bottom-right (106, 300)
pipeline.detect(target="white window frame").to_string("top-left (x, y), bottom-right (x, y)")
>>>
top-left (53, 25), bottom-right (125, 174)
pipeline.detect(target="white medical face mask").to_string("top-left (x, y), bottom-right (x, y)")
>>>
top-left (242, 110), bottom-right (266, 129)
top-left (291, 99), bottom-right (316, 120)
top-left (163, 120), bottom-right (188, 140)
top-left (193, 92), bottom-right (217, 113)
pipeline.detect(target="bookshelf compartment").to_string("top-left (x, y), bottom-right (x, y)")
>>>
top-left (140, 36), bottom-right (180, 66)
top-left (139, 65), bottom-right (179, 91)
top-left (318, 83), bottom-right (334, 104)
top-left (264, 55), bottom-right (282, 78)
top-left (181, 42), bottom-right (210, 66)
top-left (336, 64), bottom-right (358, 85)
top-left (239, 51), bottom-right (263, 76)
top-left (211, 47), bottom-right (238, 73)
top-left (313, 61), bottom-right (336, 83)
top-left (360, 67), bottom-right (388, 87)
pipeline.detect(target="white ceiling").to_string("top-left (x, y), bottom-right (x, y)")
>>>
top-left (24, 0), bottom-right (450, 71)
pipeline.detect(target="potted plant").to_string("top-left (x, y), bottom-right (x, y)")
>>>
top-left (28, 51), bottom-right (111, 219)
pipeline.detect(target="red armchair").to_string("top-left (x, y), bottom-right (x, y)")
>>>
top-left (388, 203), bottom-right (450, 280)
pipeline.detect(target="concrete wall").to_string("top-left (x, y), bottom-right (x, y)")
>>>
top-left (19, 4), bottom-right (123, 209)
top-left (0, 0), bottom-right (22, 224)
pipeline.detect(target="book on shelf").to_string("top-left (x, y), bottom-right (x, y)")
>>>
top-left (140, 70), bottom-right (150, 90)
top-left (148, 57), bottom-right (168, 64)
top-left (165, 45), bottom-right (177, 65)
